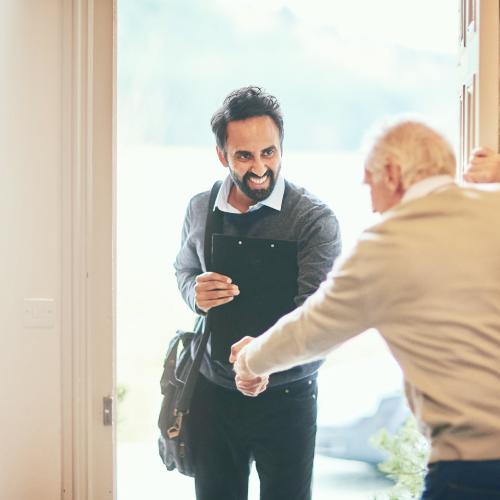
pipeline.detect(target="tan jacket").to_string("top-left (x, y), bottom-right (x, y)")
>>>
top-left (244, 184), bottom-right (500, 462)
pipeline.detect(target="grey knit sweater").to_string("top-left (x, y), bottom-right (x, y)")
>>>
top-left (174, 179), bottom-right (341, 389)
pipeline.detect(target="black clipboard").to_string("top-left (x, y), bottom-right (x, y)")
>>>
top-left (210, 234), bottom-right (298, 362)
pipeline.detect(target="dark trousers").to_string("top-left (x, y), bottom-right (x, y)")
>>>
top-left (190, 374), bottom-right (318, 500)
top-left (422, 460), bottom-right (500, 499)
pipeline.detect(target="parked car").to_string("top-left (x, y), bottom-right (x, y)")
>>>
top-left (316, 393), bottom-right (410, 464)
top-left (314, 330), bottom-right (409, 465)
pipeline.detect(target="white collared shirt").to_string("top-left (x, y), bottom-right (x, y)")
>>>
top-left (401, 175), bottom-right (456, 204)
top-left (214, 174), bottom-right (285, 214)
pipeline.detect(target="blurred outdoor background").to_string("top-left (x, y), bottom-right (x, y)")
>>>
top-left (117, 1), bottom-right (458, 498)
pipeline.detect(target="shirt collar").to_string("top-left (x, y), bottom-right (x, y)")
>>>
top-left (401, 175), bottom-right (456, 205)
top-left (214, 173), bottom-right (285, 213)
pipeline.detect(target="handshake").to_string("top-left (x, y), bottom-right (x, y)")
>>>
top-left (229, 336), bottom-right (269, 398)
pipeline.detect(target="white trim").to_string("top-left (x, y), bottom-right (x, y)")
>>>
top-left (61, 1), bottom-right (115, 499)
top-left (61, 1), bottom-right (74, 497)
top-left (477, 0), bottom-right (499, 150)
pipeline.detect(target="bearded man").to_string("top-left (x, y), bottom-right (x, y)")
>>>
top-left (174, 86), bottom-right (341, 500)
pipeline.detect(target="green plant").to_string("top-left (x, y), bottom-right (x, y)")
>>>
top-left (117, 383), bottom-right (128, 404)
top-left (371, 416), bottom-right (430, 500)
top-left (116, 383), bottom-right (129, 433)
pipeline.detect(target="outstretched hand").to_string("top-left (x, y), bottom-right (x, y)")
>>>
top-left (230, 336), bottom-right (269, 397)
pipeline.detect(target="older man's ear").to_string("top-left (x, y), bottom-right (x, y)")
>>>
top-left (383, 162), bottom-right (404, 194)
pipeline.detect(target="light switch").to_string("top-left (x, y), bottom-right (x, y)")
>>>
top-left (23, 298), bottom-right (55, 329)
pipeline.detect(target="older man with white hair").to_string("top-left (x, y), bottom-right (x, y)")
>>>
top-left (230, 119), bottom-right (500, 499)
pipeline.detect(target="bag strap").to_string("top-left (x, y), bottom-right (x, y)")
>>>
top-left (203, 182), bottom-right (224, 271)
top-left (176, 180), bottom-right (223, 413)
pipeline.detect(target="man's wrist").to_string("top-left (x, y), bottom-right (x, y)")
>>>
top-left (235, 346), bottom-right (258, 379)
top-left (195, 303), bottom-right (207, 316)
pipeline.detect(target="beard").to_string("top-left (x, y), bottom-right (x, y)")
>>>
top-left (229, 165), bottom-right (281, 203)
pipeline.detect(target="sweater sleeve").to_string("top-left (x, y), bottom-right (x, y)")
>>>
top-left (241, 248), bottom-right (370, 376)
top-left (174, 199), bottom-right (203, 313)
top-left (295, 205), bottom-right (342, 306)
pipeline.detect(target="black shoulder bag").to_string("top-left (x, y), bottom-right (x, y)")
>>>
top-left (158, 181), bottom-right (223, 477)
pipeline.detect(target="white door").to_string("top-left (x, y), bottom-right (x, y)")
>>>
top-left (458, 0), bottom-right (499, 175)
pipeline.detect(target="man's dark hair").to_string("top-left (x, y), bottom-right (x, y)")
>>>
top-left (210, 86), bottom-right (284, 152)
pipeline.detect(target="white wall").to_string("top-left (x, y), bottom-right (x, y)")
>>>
top-left (0, 1), bottom-right (63, 499)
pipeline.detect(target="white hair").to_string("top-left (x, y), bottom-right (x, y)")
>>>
top-left (363, 117), bottom-right (456, 189)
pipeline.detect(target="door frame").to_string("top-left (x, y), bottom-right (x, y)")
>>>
top-left (61, 1), bottom-right (116, 499)
top-left (57, 0), bottom-right (500, 497)
top-left (458, 0), bottom-right (499, 172)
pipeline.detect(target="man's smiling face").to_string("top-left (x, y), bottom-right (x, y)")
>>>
top-left (217, 115), bottom-right (282, 205)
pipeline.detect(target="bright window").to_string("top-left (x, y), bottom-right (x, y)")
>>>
top-left (117, 1), bottom-right (458, 498)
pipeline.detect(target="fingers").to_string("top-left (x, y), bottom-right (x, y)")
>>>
top-left (238, 386), bottom-right (266, 397)
top-left (196, 272), bottom-right (233, 284)
top-left (235, 374), bottom-right (269, 397)
top-left (236, 374), bottom-right (267, 389)
top-left (463, 171), bottom-right (482, 183)
top-left (195, 289), bottom-right (240, 307)
top-left (229, 336), bottom-right (255, 363)
top-left (464, 164), bottom-right (499, 183)
top-left (196, 285), bottom-right (239, 301)
top-left (470, 146), bottom-right (494, 160)
top-left (195, 296), bottom-right (235, 313)
top-left (238, 381), bottom-right (268, 397)
top-left (195, 275), bottom-right (237, 296)
top-left (195, 272), bottom-right (240, 312)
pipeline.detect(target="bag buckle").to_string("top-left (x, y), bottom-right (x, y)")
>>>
top-left (167, 411), bottom-right (184, 439)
